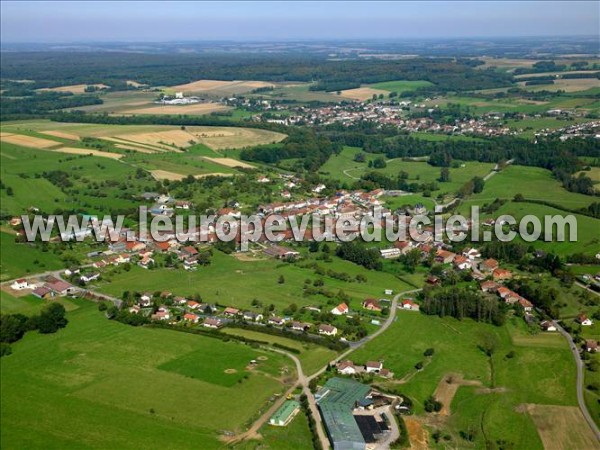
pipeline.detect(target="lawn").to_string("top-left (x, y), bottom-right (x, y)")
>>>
top-left (0, 291), bottom-right (80, 315)
top-left (221, 327), bottom-right (338, 376)
top-left (0, 301), bottom-right (292, 449)
top-left (349, 311), bottom-right (578, 449)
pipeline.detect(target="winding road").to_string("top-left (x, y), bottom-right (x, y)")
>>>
top-left (554, 320), bottom-right (600, 441)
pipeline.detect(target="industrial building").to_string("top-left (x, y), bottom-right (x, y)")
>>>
top-left (315, 378), bottom-right (372, 450)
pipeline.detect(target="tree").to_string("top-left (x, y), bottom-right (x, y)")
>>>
top-left (439, 167), bottom-right (450, 182)
top-left (472, 176), bottom-right (485, 193)
top-left (0, 314), bottom-right (28, 343)
top-left (278, 275), bottom-right (285, 284)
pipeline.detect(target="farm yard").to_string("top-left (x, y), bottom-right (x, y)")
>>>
top-left (0, 301), bottom-right (293, 449)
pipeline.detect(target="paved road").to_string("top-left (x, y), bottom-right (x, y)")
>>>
top-left (483, 159), bottom-right (514, 182)
top-left (554, 320), bottom-right (600, 441)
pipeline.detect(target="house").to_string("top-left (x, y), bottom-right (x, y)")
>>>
top-left (10, 278), bottom-right (29, 290)
top-left (151, 310), bottom-right (170, 321)
top-left (540, 320), bottom-right (557, 332)
top-left (463, 248), bottom-right (481, 260)
top-left (187, 300), bottom-right (201, 310)
top-left (173, 296), bottom-right (188, 306)
top-left (257, 176), bottom-right (270, 183)
top-left (337, 360), bottom-right (358, 375)
top-left (318, 324), bottom-right (338, 336)
top-left (175, 201), bottom-right (192, 210)
top-left (264, 245), bottom-right (300, 260)
top-left (243, 311), bottom-right (264, 322)
top-left (585, 339), bottom-right (598, 352)
top-left (480, 281), bottom-right (499, 293)
top-left (80, 273), bottom-right (100, 283)
top-left (378, 368), bottom-right (394, 379)
top-left (577, 314), bottom-right (593, 326)
top-left (141, 192), bottom-right (160, 201)
top-left (453, 255), bottom-right (471, 270)
top-left (426, 275), bottom-right (440, 286)
top-left (128, 305), bottom-right (141, 314)
top-left (268, 316), bottom-right (285, 326)
top-left (436, 249), bottom-right (456, 264)
top-left (291, 321), bottom-right (311, 332)
top-left (331, 303), bottom-right (349, 315)
top-left (492, 268), bottom-right (513, 281)
top-left (480, 258), bottom-right (499, 272)
top-left (365, 361), bottom-right (383, 373)
top-left (138, 256), bottom-right (155, 269)
top-left (183, 313), bottom-right (200, 324)
top-left (362, 298), bottom-right (382, 312)
top-left (140, 293), bottom-right (153, 306)
top-left (180, 246), bottom-right (199, 259)
top-left (203, 317), bottom-right (223, 329)
top-left (518, 298), bottom-right (533, 312)
top-left (47, 280), bottom-right (73, 296)
top-left (223, 307), bottom-right (240, 317)
top-left (32, 286), bottom-right (53, 299)
top-left (402, 299), bottom-right (419, 311)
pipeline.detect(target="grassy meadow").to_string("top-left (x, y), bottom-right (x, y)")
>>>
top-left (350, 311), bottom-right (579, 449)
top-left (1, 301), bottom-right (293, 449)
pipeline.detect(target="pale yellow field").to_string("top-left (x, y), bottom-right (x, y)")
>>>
top-left (53, 147), bottom-right (123, 159)
top-left (38, 83), bottom-right (109, 94)
top-left (520, 78), bottom-right (600, 92)
top-left (150, 170), bottom-right (232, 181)
top-left (168, 79), bottom-right (274, 95)
top-left (40, 130), bottom-right (81, 141)
top-left (338, 87), bottom-right (390, 101)
top-left (114, 130), bottom-right (194, 150)
top-left (0, 134), bottom-right (61, 149)
top-left (524, 404), bottom-right (598, 450)
top-left (515, 70), bottom-right (600, 79)
top-left (126, 80), bottom-right (147, 88)
top-left (122, 102), bottom-right (230, 116)
top-left (187, 126), bottom-right (286, 150)
top-left (202, 157), bottom-right (255, 169)
top-left (113, 144), bottom-right (156, 154)
top-left (102, 137), bottom-right (164, 152)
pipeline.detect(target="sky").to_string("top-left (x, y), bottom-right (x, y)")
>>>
top-left (1, 1), bottom-right (598, 43)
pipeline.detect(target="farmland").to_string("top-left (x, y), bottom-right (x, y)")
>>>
top-left (0, 301), bottom-right (293, 449)
top-left (350, 311), bottom-right (579, 449)
top-left (166, 79), bottom-right (275, 96)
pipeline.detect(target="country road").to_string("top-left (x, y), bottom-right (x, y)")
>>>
top-left (554, 320), bottom-right (600, 442)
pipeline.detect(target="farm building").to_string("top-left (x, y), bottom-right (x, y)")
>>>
top-left (268, 400), bottom-right (300, 426)
top-left (316, 377), bottom-right (371, 450)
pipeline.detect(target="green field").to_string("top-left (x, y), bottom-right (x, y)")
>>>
top-left (0, 291), bottom-right (80, 315)
top-left (320, 146), bottom-right (495, 197)
top-left (367, 79), bottom-right (434, 94)
top-left (350, 311), bottom-right (578, 449)
top-left (221, 327), bottom-right (338, 376)
top-left (0, 232), bottom-right (64, 281)
top-left (94, 250), bottom-right (412, 312)
top-left (0, 301), bottom-right (292, 449)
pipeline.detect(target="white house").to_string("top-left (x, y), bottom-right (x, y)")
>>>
top-left (365, 361), bottom-right (383, 373)
top-left (318, 324), bottom-right (338, 336)
top-left (337, 360), bottom-right (358, 375)
top-left (10, 278), bottom-right (29, 290)
top-left (540, 320), bottom-right (557, 332)
top-left (578, 314), bottom-right (593, 326)
top-left (331, 303), bottom-right (349, 315)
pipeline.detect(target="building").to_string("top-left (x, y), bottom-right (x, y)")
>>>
top-left (362, 298), bottom-right (382, 312)
top-left (10, 278), bottom-right (29, 290)
top-left (586, 340), bottom-right (598, 353)
top-left (577, 314), bottom-right (593, 326)
top-left (331, 303), bottom-right (349, 315)
top-left (540, 320), bottom-right (557, 332)
top-left (319, 324), bottom-right (338, 336)
top-left (365, 361), bottom-right (383, 373)
top-left (268, 400), bottom-right (300, 426)
top-left (316, 377), bottom-right (371, 450)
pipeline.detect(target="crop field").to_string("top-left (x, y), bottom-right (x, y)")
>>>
top-left (150, 169), bottom-right (232, 181)
top-left (519, 77), bottom-right (600, 93)
top-left (0, 133), bottom-right (62, 149)
top-left (122, 102), bottom-right (231, 116)
top-left (337, 87), bottom-right (389, 101)
top-left (221, 328), bottom-right (338, 376)
top-left (39, 130), bottom-right (81, 141)
top-left (351, 311), bottom-right (579, 449)
top-left (248, 82), bottom-right (342, 103)
top-left (187, 126), bottom-right (287, 150)
top-left (523, 404), bottom-right (598, 450)
top-left (0, 301), bottom-right (292, 449)
top-left (94, 250), bottom-right (412, 312)
top-left (202, 156), bottom-right (255, 169)
top-left (166, 79), bottom-right (275, 96)
top-left (38, 83), bottom-right (109, 94)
